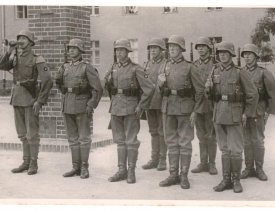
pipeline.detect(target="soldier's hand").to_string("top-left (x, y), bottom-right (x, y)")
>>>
top-left (190, 112), bottom-right (197, 127)
top-left (264, 112), bottom-right (269, 125)
top-left (242, 114), bottom-right (247, 127)
top-left (157, 73), bottom-right (166, 87)
top-left (33, 101), bottom-right (42, 116)
top-left (86, 106), bottom-right (94, 117)
top-left (135, 106), bottom-right (143, 119)
top-left (205, 79), bottom-right (213, 88)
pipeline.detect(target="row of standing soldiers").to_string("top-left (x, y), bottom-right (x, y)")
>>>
top-left (1, 30), bottom-right (275, 194)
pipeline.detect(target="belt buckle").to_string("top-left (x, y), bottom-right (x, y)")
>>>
top-left (117, 89), bottom-right (123, 94)
top-left (16, 81), bottom-right (21, 86)
top-left (171, 90), bottom-right (177, 95)
top-left (67, 87), bottom-right (73, 93)
top-left (221, 95), bottom-right (228, 101)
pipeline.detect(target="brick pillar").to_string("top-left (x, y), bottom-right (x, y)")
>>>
top-left (27, 6), bottom-right (92, 139)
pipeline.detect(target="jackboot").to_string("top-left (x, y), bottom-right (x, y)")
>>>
top-left (231, 158), bottom-right (243, 193)
top-left (142, 135), bottom-right (159, 170)
top-left (208, 143), bottom-right (218, 175)
top-left (254, 147), bottom-right (268, 181)
top-left (159, 154), bottom-right (180, 187)
top-left (63, 146), bottom-right (81, 177)
top-left (180, 154), bottom-right (191, 189)
top-left (213, 156), bottom-right (233, 192)
top-left (11, 142), bottom-right (30, 173)
top-left (240, 146), bottom-right (256, 179)
top-left (157, 136), bottom-right (167, 171)
top-left (27, 144), bottom-right (39, 175)
top-left (80, 146), bottom-right (90, 179)
top-left (191, 143), bottom-right (209, 173)
top-left (127, 148), bottom-right (138, 184)
top-left (108, 145), bottom-right (128, 182)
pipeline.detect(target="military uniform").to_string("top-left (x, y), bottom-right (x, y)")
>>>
top-left (240, 44), bottom-right (275, 181)
top-left (56, 39), bottom-right (103, 179)
top-left (158, 35), bottom-right (205, 189)
top-left (0, 30), bottom-right (53, 175)
top-left (142, 38), bottom-right (167, 171)
top-left (193, 55), bottom-right (218, 175)
top-left (206, 41), bottom-right (259, 193)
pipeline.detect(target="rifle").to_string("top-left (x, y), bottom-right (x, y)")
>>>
top-left (237, 47), bottom-right (241, 67)
top-left (64, 42), bottom-right (68, 63)
top-left (190, 42), bottom-right (194, 62)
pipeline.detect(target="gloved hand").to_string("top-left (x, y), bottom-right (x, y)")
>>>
top-left (86, 106), bottom-right (94, 117)
top-left (33, 101), bottom-right (42, 116)
top-left (135, 106), bottom-right (143, 119)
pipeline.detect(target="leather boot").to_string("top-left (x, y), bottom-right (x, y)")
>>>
top-left (254, 147), bottom-right (268, 181)
top-left (108, 145), bottom-right (128, 182)
top-left (213, 156), bottom-right (233, 192)
top-left (157, 135), bottom-right (167, 171)
top-left (80, 146), bottom-right (90, 179)
top-left (231, 158), bottom-right (243, 193)
top-left (127, 148), bottom-right (138, 184)
top-left (240, 145), bottom-right (256, 179)
top-left (159, 154), bottom-right (180, 187)
top-left (208, 143), bottom-right (218, 175)
top-left (142, 135), bottom-right (159, 170)
top-left (63, 146), bottom-right (81, 177)
top-left (11, 142), bottom-right (30, 173)
top-left (180, 154), bottom-right (191, 189)
top-left (27, 144), bottom-right (39, 175)
top-left (191, 143), bottom-right (209, 173)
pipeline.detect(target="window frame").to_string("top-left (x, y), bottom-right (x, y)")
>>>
top-left (91, 40), bottom-right (100, 66)
top-left (123, 6), bottom-right (138, 15)
top-left (15, 5), bottom-right (28, 19)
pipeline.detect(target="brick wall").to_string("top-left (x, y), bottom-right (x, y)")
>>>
top-left (27, 6), bottom-right (93, 139)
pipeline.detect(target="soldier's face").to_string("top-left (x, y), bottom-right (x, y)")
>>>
top-left (243, 52), bottom-right (257, 65)
top-left (116, 48), bottom-right (128, 61)
top-left (169, 44), bottom-right (182, 58)
top-left (197, 45), bottom-right (210, 57)
top-left (149, 46), bottom-right (162, 59)
top-left (69, 47), bottom-right (81, 59)
top-left (17, 36), bottom-right (30, 49)
top-left (218, 51), bottom-right (232, 64)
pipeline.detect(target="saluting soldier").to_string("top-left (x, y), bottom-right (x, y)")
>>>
top-left (157, 35), bottom-right (205, 189)
top-left (142, 38), bottom-right (167, 171)
top-left (56, 38), bottom-right (103, 179)
top-left (0, 30), bottom-right (53, 175)
top-left (191, 37), bottom-right (218, 175)
top-left (240, 44), bottom-right (275, 181)
top-left (105, 38), bottom-right (154, 184)
top-left (205, 41), bottom-right (258, 193)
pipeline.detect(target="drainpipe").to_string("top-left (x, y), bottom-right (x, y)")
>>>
top-left (1, 5), bottom-right (6, 90)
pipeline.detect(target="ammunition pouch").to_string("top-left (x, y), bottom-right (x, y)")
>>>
top-left (111, 88), bottom-right (139, 96)
top-left (161, 87), bottom-right (193, 98)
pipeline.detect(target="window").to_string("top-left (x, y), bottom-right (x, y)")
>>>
top-left (16, 6), bottom-right (28, 19)
top-left (91, 41), bottom-right (100, 66)
top-left (206, 7), bottom-right (222, 11)
top-left (91, 6), bottom-right (99, 16)
top-left (163, 7), bottom-right (178, 14)
top-left (129, 39), bottom-right (138, 63)
top-left (124, 6), bottom-right (138, 15)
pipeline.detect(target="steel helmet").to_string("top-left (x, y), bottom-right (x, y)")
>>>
top-left (195, 36), bottom-right (212, 50)
top-left (17, 30), bottom-right (35, 46)
top-left (167, 35), bottom-right (186, 52)
top-left (216, 41), bottom-right (236, 57)
top-left (241, 44), bottom-right (259, 58)
top-left (114, 38), bottom-right (132, 52)
top-left (147, 38), bottom-right (166, 50)
top-left (67, 38), bottom-right (85, 53)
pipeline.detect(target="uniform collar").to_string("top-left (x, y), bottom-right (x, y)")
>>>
top-left (199, 56), bottom-right (211, 64)
top-left (70, 59), bottom-right (82, 66)
top-left (221, 62), bottom-right (234, 72)
top-left (152, 54), bottom-right (164, 64)
top-left (245, 63), bottom-right (258, 72)
top-left (18, 46), bottom-right (32, 57)
top-left (170, 55), bottom-right (184, 64)
top-left (118, 58), bottom-right (131, 67)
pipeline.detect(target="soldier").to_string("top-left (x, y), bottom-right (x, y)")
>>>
top-left (142, 38), bottom-right (167, 171)
top-left (105, 38), bottom-right (154, 184)
top-left (56, 38), bottom-right (103, 179)
top-left (240, 44), bottom-right (275, 181)
top-left (191, 37), bottom-right (218, 175)
top-left (158, 35), bottom-right (205, 189)
top-left (205, 41), bottom-right (258, 193)
top-left (0, 30), bottom-right (53, 175)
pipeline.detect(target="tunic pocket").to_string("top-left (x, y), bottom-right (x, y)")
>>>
top-left (232, 104), bottom-right (243, 123)
top-left (75, 95), bottom-right (89, 113)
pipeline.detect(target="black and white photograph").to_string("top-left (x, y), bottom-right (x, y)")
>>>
top-left (1, 1), bottom-right (275, 210)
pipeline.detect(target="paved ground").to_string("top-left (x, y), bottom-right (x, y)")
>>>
top-left (1, 100), bottom-right (275, 205)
